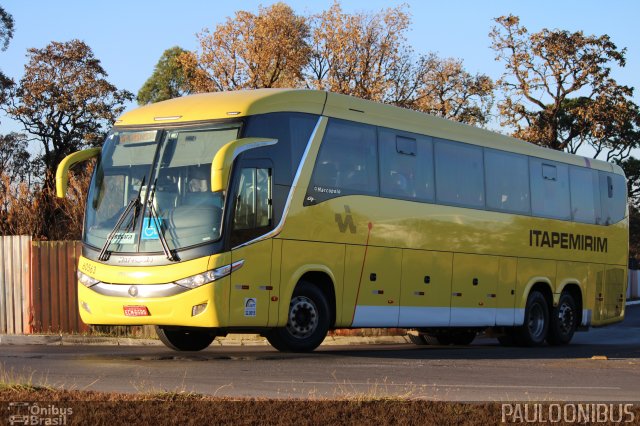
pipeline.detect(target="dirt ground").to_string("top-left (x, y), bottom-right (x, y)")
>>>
top-left (1, 387), bottom-right (639, 425)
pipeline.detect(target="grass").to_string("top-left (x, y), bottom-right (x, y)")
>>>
top-left (0, 365), bottom-right (53, 393)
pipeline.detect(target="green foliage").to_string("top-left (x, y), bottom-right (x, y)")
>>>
top-left (0, 5), bottom-right (14, 104)
top-left (0, 5), bottom-right (13, 51)
top-left (618, 157), bottom-right (640, 207)
top-left (137, 46), bottom-right (190, 105)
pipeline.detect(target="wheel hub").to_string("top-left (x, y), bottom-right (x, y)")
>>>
top-left (557, 302), bottom-right (575, 334)
top-left (287, 296), bottom-right (318, 339)
top-left (527, 303), bottom-right (545, 339)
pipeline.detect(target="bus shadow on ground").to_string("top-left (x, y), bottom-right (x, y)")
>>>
top-left (315, 341), bottom-right (640, 361)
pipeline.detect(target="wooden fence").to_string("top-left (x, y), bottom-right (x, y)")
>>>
top-left (31, 240), bottom-right (89, 333)
top-left (0, 236), bottom-right (31, 334)
top-left (0, 237), bottom-right (88, 334)
top-left (0, 236), bottom-right (153, 336)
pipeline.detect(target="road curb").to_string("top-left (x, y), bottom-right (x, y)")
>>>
top-left (0, 334), bottom-right (164, 346)
top-left (0, 333), bottom-right (410, 347)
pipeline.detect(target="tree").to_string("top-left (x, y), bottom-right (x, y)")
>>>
top-left (1, 39), bottom-right (133, 184)
top-left (0, 5), bottom-right (15, 103)
top-left (490, 15), bottom-right (640, 161)
top-left (557, 94), bottom-right (640, 161)
top-left (179, 2), bottom-right (310, 92)
top-left (619, 157), bottom-right (640, 208)
top-left (0, 6), bottom-right (12, 51)
top-left (0, 132), bottom-right (32, 183)
top-left (171, 2), bottom-right (493, 126)
top-left (137, 46), bottom-right (191, 104)
top-left (410, 56), bottom-right (494, 127)
top-left (618, 156), bottom-right (640, 262)
top-left (306, 2), bottom-right (412, 103)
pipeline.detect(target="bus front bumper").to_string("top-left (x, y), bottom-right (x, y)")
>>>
top-left (77, 278), bottom-right (230, 327)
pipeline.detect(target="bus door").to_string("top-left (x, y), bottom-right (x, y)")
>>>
top-left (228, 160), bottom-right (275, 326)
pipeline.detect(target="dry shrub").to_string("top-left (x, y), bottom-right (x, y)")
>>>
top-left (0, 162), bottom-right (93, 240)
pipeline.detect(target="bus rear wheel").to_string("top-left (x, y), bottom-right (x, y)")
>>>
top-left (515, 290), bottom-right (549, 346)
top-left (266, 281), bottom-right (330, 352)
top-left (547, 292), bottom-right (578, 345)
top-left (155, 326), bottom-right (216, 351)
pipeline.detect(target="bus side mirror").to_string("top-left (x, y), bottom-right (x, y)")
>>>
top-left (210, 138), bottom-right (277, 192)
top-left (55, 147), bottom-right (101, 198)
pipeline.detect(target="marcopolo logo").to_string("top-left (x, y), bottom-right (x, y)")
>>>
top-left (501, 403), bottom-right (635, 423)
top-left (7, 402), bottom-right (73, 425)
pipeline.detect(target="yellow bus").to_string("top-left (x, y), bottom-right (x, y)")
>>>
top-left (57, 89), bottom-right (628, 352)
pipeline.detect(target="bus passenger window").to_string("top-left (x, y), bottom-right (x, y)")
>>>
top-left (434, 139), bottom-right (484, 208)
top-left (569, 166), bottom-right (600, 224)
top-left (379, 129), bottom-right (434, 202)
top-left (306, 119), bottom-right (378, 204)
top-left (530, 159), bottom-right (570, 220)
top-left (485, 149), bottom-right (530, 214)
top-left (599, 172), bottom-right (626, 225)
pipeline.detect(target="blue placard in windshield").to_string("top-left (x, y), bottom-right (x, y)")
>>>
top-left (141, 217), bottom-right (163, 240)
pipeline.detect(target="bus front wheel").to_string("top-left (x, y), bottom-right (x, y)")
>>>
top-left (155, 326), bottom-right (216, 351)
top-left (266, 281), bottom-right (330, 352)
top-left (515, 290), bottom-right (549, 346)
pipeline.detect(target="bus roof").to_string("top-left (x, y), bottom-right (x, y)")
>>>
top-left (116, 88), bottom-right (621, 175)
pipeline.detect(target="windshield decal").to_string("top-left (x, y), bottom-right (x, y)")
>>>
top-left (141, 217), bottom-right (163, 240)
top-left (112, 232), bottom-right (136, 245)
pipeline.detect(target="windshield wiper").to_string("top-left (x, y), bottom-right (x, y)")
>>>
top-left (98, 176), bottom-right (146, 261)
top-left (146, 178), bottom-right (179, 262)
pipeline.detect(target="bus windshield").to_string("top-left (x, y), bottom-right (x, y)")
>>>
top-left (85, 125), bottom-right (240, 254)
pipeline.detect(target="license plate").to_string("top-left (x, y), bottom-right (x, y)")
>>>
top-left (123, 305), bottom-right (150, 317)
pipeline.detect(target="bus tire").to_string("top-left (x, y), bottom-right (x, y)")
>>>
top-left (266, 281), bottom-right (330, 353)
top-left (155, 326), bottom-right (216, 351)
top-left (547, 292), bottom-right (578, 345)
top-left (515, 290), bottom-right (549, 347)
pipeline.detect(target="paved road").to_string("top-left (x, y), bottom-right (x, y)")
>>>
top-left (1, 305), bottom-right (639, 401)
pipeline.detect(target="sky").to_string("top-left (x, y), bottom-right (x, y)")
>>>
top-left (1, 0), bottom-right (639, 143)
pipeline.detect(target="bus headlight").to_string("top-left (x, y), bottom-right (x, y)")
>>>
top-left (174, 260), bottom-right (244, 289)
top-left (77, 270), bottom-right (100, 287)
